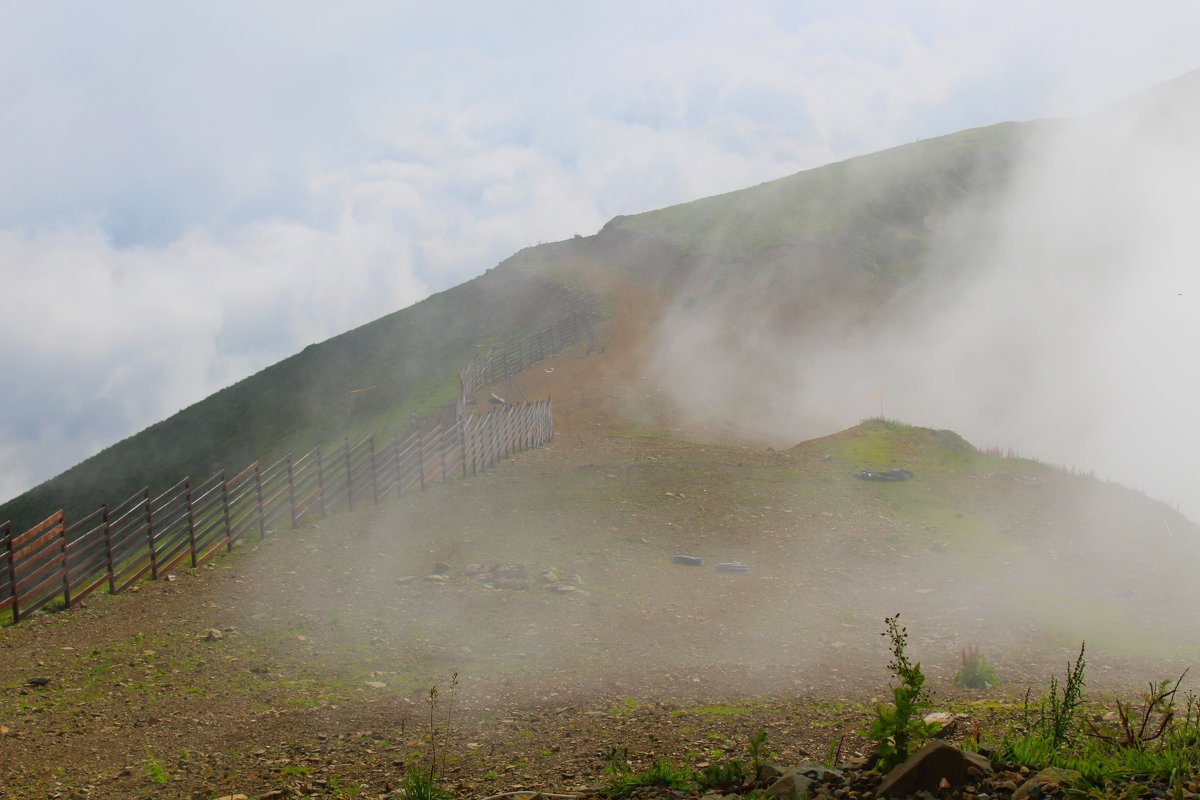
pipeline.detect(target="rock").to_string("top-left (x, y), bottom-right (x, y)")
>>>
top-left (551, 584), bottom-right (576, 593)
top-left (537, 570), bottom-right (560, 584)
top-left (767, 770), bottom-right (816, 800)
top-left (365, 681), bottom-right (387, 689)
top-left (493, 563), bottom-right (528, 579)
top-left (876, 741), bottom-right (993, 798)
top-left (923, 711), bottom-right (959, 738)
top-left (495, 578), bottom-right (528, 591)
top-left (672, 555), bottom-right (704, 566)
top-left (431, 562), bottom-right (451, 575)
top-left (424, 574), bottom-right (448, 582)
top-left (1011, 767), bottom-right (1082, 800)
top-left (758, 764), bottom-right (786, 782)
top-left (25, 677), bottom-right (50, 688)
top-left (0, 725), bottom-right (11, 736)
top-left (203, 628), bottom-right (223, 642)
top-left (258, 791), bottom-right (288, 800)
top-left (216, 795), bottom-right (248, 800)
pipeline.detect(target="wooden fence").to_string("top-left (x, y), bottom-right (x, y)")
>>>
top-left (1, 300), bottom-right (599, 625)
top-left (0, 399), bottom-right (553, 623)
top-left (456, 305), bottom-right (594, 418)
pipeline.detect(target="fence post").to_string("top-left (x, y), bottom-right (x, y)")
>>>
top-left (3, 522), bottom-right (15, 624)
top-left (286, 455), bottom-right (298, 529)
top-left (185, 482), bottom-right (197, 568)
top-left (60, 512), bottom-right (71, 609)
top-left (255, 462), bottom-right (266, 540)
top-left (440, 425), bottom-right (449, 484)
top-left (417, 428), bottom-right (427, 490)
top-left (392, 436), bottom-right (403, 498)
top-left (102, 504), bottom-right (115, 594)
top-left (316, 448), bottom-right (327, 517)
top-left (369, 436), bottom-right (379, 504)
top-left (460, 419), bottom-right (468, 478)
top-left (145, 488), bottom-right (158, 580)
top-left (220, 471), bottom-right (233, 553)
top-left (344, 439), bottom-right (354, 512)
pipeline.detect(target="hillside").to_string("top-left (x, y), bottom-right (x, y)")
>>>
top-left (0, 268), bottom-right (585, 532)
top-left (4, 72), bottom-right (1200, 798)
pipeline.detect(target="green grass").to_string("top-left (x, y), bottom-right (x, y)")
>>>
top-left (0, 269), bottom-right (587, 532)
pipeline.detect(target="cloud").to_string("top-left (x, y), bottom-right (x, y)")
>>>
top-left (3, 2), bottom-right (1200, 505)
top-left (647, 71), bottom-right (1200, 519)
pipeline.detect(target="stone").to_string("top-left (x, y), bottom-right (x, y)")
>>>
top-left (1011, 767), bottom-right (1082, 800)
top-left (876, 741), bottom-right (993, 798)
top-left (495, 578), bottom-right (528, 591)
top-left (758, 764), bottom-right (786, 782)
top-left (216, 795), bottom-right (248, 800)
top-left (767, 770), bottom-right (816, 800)
top-left (204, 628), bottom-right (223, 641)
top-left (923, 711), bottom-right (959, 738)
top-left (537, 570), bottom-right (560, 584)
top-left (258, 791), bottom-right (288, 800)
top-left (365, 681), bottom-right (387, 689)
top-left (493, 563), bottom-right (528, 579)
top-left (25, 677), bottom-right (50, 688)
top-left (431, 562), bottom-right (451, 575)
top-left (0, 725), bottom-right (11, 736)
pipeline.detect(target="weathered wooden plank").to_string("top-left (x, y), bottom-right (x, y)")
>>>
top-left (11, 511), bottom-right (64, 550)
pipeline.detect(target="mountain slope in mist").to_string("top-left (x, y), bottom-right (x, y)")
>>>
top-left (7, 69), bottom-right (1199, 533)
top-left (0, 268), bottom-right (583, 531)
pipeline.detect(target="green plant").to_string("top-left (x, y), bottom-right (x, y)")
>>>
top-left (399, 764), bottom-right (448, 800)
top-left (696, 760), bottom-right (747, 791)
top-left (143, 756), bottom-right (168, 785)
top-left (603, 758), bottom-right (695, 798)
top-left (747, 729), bottom-right (769, 772)
top-left (953, 645), bottom-right (997, 690)
top-left (864, 614), bottom-right (937, 772)
top-left (1040, 642), bottom-right (1087, 750)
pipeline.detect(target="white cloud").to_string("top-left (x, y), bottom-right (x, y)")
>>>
top-left (2, 1), bottom-right (1200, 504)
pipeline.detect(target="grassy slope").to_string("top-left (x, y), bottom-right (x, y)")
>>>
top-left (0, 265), bottom-right (584, 532)
top-left (599, 122), bottom-right (1034, 287)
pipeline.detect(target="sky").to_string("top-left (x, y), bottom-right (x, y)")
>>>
top-left (3, 1), bottom-right (1200, 507)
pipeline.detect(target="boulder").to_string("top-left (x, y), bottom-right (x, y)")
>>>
top-left (765, 769), bottom-right (816, 800)
top-left (876, 741), bottom-right (993, 798)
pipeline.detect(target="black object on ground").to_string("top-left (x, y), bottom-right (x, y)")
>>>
top-left (672, 555), bottom-right (704, 566)
top-left (855, 468), bottom-right (914, 482)
top-left (715, 562), bottom-right (750, 574)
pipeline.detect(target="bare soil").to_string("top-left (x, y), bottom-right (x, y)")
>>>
top-left (2, 276), bottom-right (1198, 799)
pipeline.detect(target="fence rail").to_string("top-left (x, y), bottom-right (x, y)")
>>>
top-left (1, 301), bottom-right (595, 625)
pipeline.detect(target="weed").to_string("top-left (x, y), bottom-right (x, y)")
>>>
top-left (143, 756), bottom-right (168, 785)
top-left (399, 764), bottom-right (447, 800)
top-left (1086, 671), bottom-right (1188, 750)
top-left (953, 645), bottom-right (997, 690)
top-left (863, 614), bottom-right (937, 772)
top-left (1040, 642), bottom-right (1087, 750)
top-left (747, 730), bottom-right (769, 773)
top-left (604, 758), bottom-right (695, 797)
top-left (696, 760), bottom-right (747, 791)
top-left (281, 764), bottom-right (311, 777)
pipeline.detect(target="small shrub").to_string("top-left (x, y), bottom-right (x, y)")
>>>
top-left (143, 756), bottom-right (168, 785)
top-left (953, 645), bottom-right (997, 690)
top-left (864, 614), bottom-right (938, 772)
top-left (696, 760), bottom-right (747, 791)
top-left (747, 729), bottom-right (769, 772)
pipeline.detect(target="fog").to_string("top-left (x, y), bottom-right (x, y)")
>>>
top-left (647, 71), bottom-right (1200, 521)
